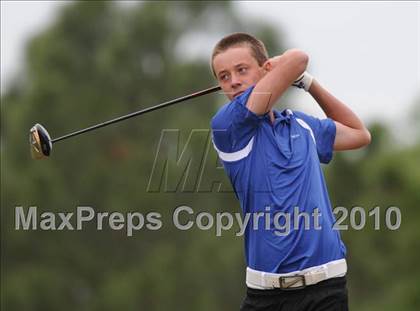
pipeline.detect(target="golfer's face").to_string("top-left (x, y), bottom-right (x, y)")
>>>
top-left (213, 46), bottom-right (265, 101)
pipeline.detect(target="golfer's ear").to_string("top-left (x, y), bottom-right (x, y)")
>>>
top-left (263, 60), bottom-right (272, 72)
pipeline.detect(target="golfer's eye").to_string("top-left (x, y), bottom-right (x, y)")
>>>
top-left (219, 73), bottom-right (229, 82)
top-left (238, 67), bottom-right (247, 74)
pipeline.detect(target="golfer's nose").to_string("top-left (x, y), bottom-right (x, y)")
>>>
top-left (230, 73), bottom-right (241, 89)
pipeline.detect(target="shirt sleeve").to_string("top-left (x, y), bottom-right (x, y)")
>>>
top-left (293, 111), bottom-right (336, 164)
top-left (211, 86), bottom-right (265, 153)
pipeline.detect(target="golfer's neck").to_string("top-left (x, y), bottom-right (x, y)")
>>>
top-left (269, 110), bottom-right (275, 124)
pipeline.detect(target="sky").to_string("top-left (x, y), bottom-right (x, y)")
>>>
top-left (1, 1), bottom-right (419, 128)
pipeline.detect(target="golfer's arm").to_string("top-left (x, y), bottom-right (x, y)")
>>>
top-left (308, 80), bottom-right (371, 150)
top-left (247, 49), bottom-right (308, 115)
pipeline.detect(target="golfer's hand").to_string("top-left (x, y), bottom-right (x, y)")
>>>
top-left (264, 54), bottom-right (313, 91)
top-left (292, 71), bottom-right (314, 91)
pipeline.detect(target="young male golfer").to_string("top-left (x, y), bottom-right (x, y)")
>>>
top-left (210, 33), bottom-right (371, 310)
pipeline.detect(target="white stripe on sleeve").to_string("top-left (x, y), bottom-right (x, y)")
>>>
top-left (212, 137), bottom-right (254, 162)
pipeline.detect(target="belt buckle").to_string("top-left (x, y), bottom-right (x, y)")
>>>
top-left (279, 275), bottom-right (306, 290)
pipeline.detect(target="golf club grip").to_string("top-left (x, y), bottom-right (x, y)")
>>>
top-left (51, 85), bottom-right (221, 143)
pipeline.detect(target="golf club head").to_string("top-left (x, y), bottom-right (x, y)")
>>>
top-left (29, 123), bottom-right (52, 159)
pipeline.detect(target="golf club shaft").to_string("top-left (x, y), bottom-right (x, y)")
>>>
top-left (51, 85), bottom-right (221, 143)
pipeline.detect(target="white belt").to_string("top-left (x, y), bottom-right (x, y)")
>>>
top-left (246, 259), bottom-right (347, 290)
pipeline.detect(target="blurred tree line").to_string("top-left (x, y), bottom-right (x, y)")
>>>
top-left (1, 2), bottom-right (419, 310)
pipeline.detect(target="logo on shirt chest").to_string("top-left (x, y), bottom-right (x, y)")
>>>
top-left (291, 134), bottom-right (301, 139)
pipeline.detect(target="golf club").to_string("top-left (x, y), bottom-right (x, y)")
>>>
top-left (29, 85), bottom-right (221, 159)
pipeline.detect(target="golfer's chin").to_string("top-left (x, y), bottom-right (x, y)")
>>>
top-left (227, 91), bottom-right (244, 100)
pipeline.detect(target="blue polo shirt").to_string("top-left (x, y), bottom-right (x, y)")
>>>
top-left (211, 86), bottom-right (346, 274)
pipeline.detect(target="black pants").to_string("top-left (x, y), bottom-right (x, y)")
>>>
top-left (240, 276), bottom-right (348, 311)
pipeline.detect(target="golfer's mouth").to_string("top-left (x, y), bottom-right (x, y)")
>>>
top-left (233, 91), bottom-right (244, 98)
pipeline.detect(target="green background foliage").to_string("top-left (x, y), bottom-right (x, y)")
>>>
top-left (1, 2), bottom-right (419, 310)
